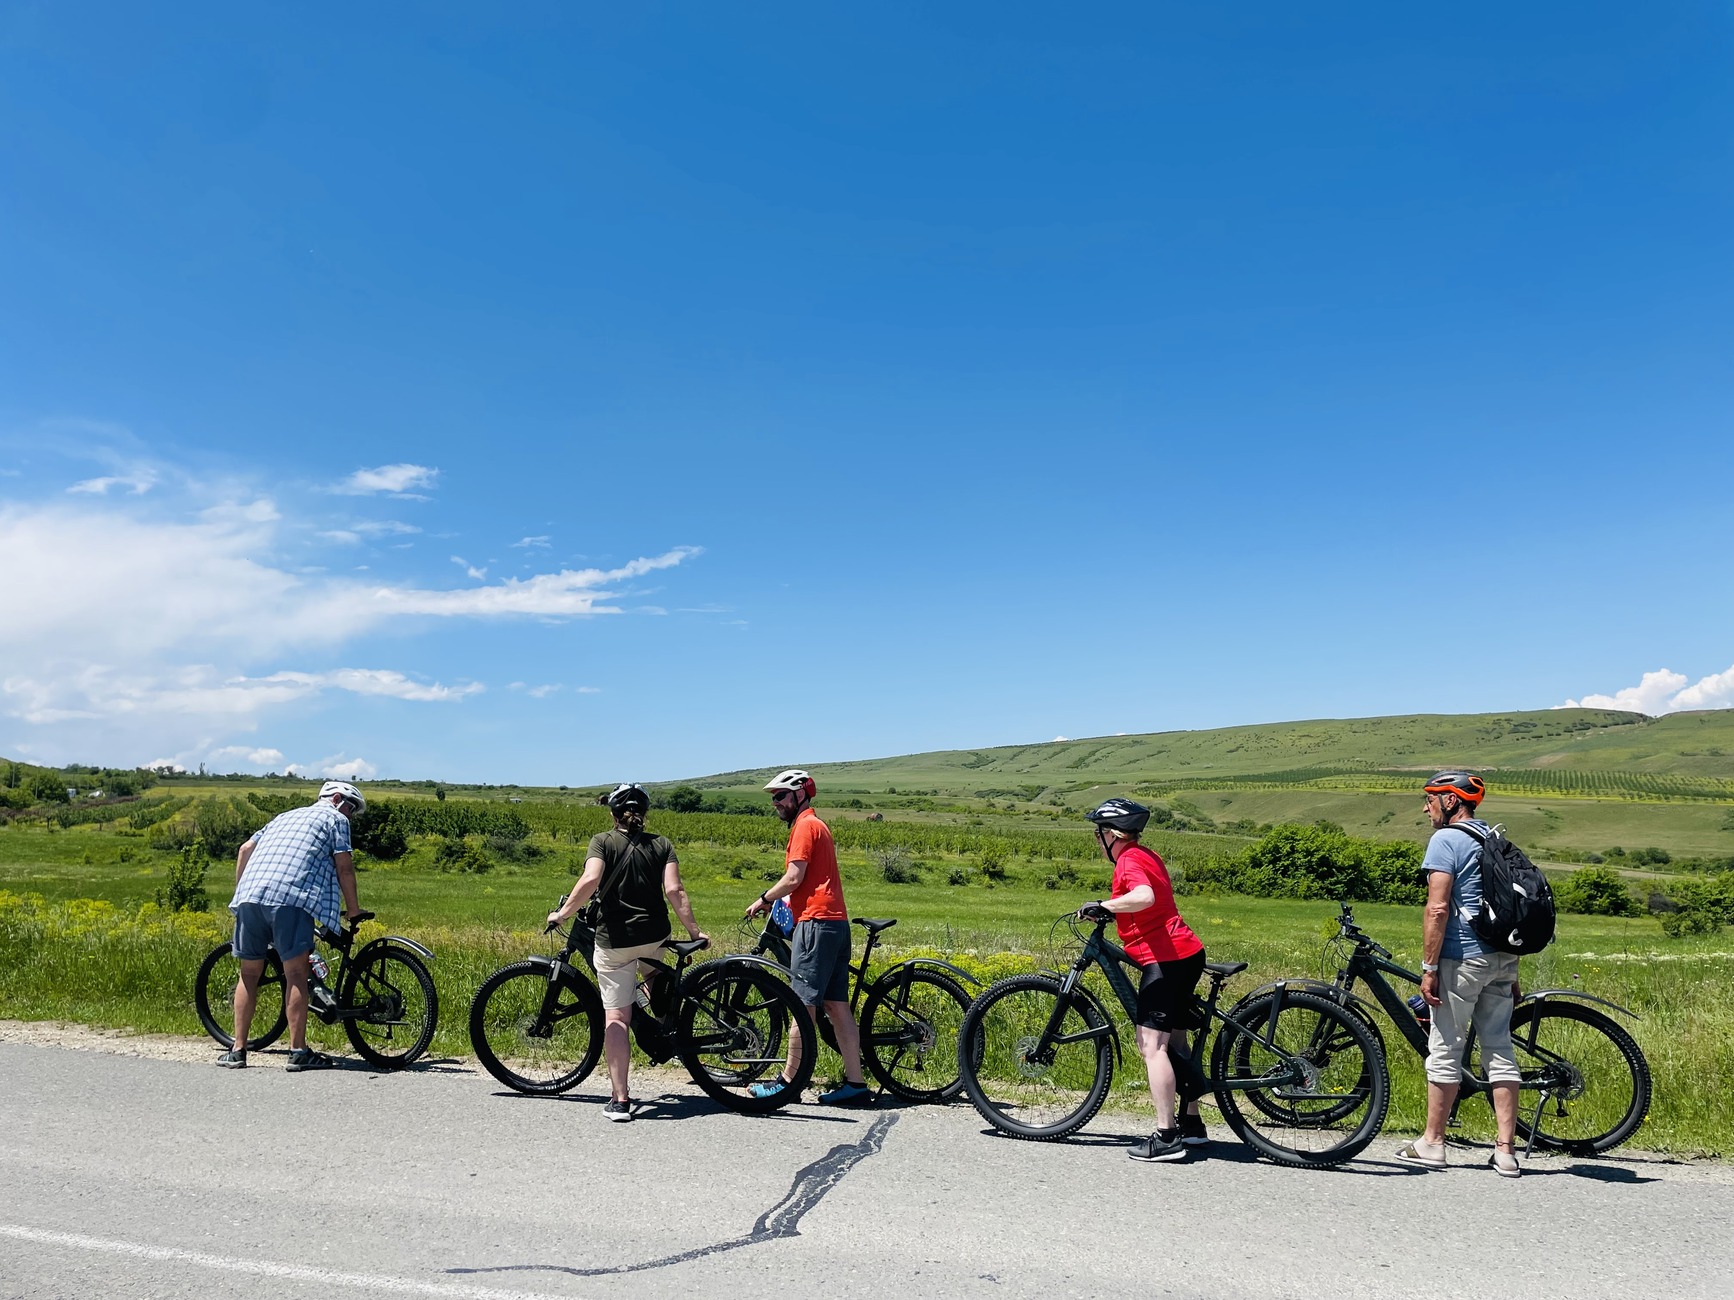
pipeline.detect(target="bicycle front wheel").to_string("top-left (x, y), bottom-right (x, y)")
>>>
top-left (341, 947), bottom-right (438, 1068)
top-left (1508, 1000), bottom-right (1651, 1154)
top-left (1212, 988), bottom-right (1389, 1167)
top-left (469, 961), bottom-right (603, 1094)
top-left (958, 974), bottom-right (1114, 1140)
top-left (677, 962), bottom-right (815, 1114)
top-left (194, 941), bottom-right (287, 1051)
top-left (860, 966), bottom-right (972, 1103)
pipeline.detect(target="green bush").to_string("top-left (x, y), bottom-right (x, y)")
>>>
top-left (155, 846), bottom-right (211, 913)
top-left (1188, 824), bottom-right (1424, 905)
top-left (1658, 872), bottom-right (1734, 937)
top-left (873, 846), bottom-right (920, 884)
top-left (1555, 866), bottom-right (1643, 917)
top-left (194, 798), bottom-right (263, 860)
top-left (26, 772), bottom-right (70, 804)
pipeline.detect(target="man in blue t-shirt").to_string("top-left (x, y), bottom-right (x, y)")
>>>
top-left (1394, 771), bottom-right (1523, 1177)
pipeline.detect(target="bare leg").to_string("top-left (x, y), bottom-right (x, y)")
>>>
top-left (822, 999), bottom-right (865, 1085)
top-left (232, 958), bottom-right (265, 1048)
top-left (280, 953), bottom-right (311, 1052)
top-left (1490, 1079), bottom-right (1519, 1152)
top-left (603, 1008), bottom-right (632, 1102)
top-left (1137, 1026), bottom-right (1178, 1130)
top-left (782, 1005), bottom-right (817, 1085)
top-left (1423, 1080), bottom-right (1460, 1147)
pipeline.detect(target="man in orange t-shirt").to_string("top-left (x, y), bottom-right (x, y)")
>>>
top-left (744, 769), bottom-right (871, 1105)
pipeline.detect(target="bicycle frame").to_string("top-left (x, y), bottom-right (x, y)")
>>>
top-left (744, 915), bottom-right (979, 1018)
top-left (305, 921), bottom-right (435, 1024)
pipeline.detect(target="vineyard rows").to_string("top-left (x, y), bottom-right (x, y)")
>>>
top-left (1138, 766), bottom-right (1734, 803)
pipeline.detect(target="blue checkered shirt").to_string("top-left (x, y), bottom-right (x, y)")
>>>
top-left (231, 803), bottom-right (351, 930)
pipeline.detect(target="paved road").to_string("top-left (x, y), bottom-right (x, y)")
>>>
top-left (2, 1040), bottom-right (1729, 1300)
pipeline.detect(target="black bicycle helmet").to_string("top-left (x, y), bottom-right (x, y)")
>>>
top-left (600, 783), bottom-right (650, 815)
top-left (1085, 798), bottom-right (1151, 834)
top-left (1423, 771), bottom-right (1486, 806)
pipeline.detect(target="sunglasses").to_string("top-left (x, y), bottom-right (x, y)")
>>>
top-left (770, 790), bottom-right (797, 803)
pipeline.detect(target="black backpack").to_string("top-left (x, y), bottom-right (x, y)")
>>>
top-left (1450, 822), bottom-right (1556, 955)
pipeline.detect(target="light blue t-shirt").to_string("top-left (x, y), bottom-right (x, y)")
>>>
top-left (1422, 818), bottom-right (1489, 961)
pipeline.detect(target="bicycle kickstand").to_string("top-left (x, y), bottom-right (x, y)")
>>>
top-left (1523, 1088), bottom-right (1551, 1159)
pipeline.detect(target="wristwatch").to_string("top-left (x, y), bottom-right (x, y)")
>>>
top-left (1421, 961), bottom-right (1440, 973)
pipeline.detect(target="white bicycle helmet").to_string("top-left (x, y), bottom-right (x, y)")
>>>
top-left (317, 780), bottom-right (366, 814)
top-left (763, 769), bottom-right (816, 800)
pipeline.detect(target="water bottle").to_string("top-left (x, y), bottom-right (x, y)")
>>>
top-left (309, 953), bottom-right (330, 983)
top-left (309, 953), bottom-right (337, 1015)
top-left (1407, 994), bottom-right (1431, 1030)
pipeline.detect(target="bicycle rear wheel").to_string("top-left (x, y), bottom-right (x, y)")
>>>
top-left (194, 941), bottom-right (287, 1051)
top-left (1212, 988), bottom-right (1389, 1167)
top-left (860, 966), bottom-right (972, 1103)
top-left (958, 974), bottom-right (1114, 1140)
top-left (677, 962), bottom-right (815, 1114)
top-left (469, 960), bottom-right (604, 1094)
top-left (1506, 1000), bottom-right (1650, 1154)
top-left (341, 946), bottom-right (438, 1068)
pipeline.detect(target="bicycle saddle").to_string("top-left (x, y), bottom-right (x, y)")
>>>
top-left (853, 918), bottom-right (898, 935)
top-left (1204, 960), bottom-right (1248, 978)
top-left (663, 937), bottom-right (710, 957)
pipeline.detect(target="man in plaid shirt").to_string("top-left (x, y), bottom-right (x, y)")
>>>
top-left (219, 780), bottom-right (367, 1071)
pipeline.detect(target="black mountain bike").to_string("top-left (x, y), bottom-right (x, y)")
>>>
top-left (1324, 904), bottom-right (1651, 1154)
top-left (194, 911), bottom-right (440, 1068)
top-left (741, 912), bottom-right (978, 1102)
top-left (957, 908), bottom-right (1390, 1167)
top-left (468, 901), bottom-right (817, 1115)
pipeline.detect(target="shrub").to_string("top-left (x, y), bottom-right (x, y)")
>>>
top-left (434, 836), bottom-right (493, 874)
top-left (873, 846), bottom-right (920, 884)
top-left (156, 846), bottom-right (211, 913)
top-left (1187, 824), bottom-right (1424, 905)
top-left (664, 785), bottom-right (703, 813)
top-left (1555, 867), bottom-right (1642, 917)
top-left (194, 798), bottom-right (262, 861)
top-left (946, 868), bottom-right (968, 886)
top-left (1658, 872), bottom-right (1734, 937)
top-left (979, 848), bottom-right (1008, 883)
top-left (26, 772), bottom-right (70, 804)
top-left (148, 819), bottom-right (198, 852)
top-left (351, 804), bottom-right (409, 860)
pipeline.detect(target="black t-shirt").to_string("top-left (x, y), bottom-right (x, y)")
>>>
top-left (586, 829), bottom-right (674, 948)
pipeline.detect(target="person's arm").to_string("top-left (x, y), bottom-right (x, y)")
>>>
top-left (548, 857), bottom-right (605, 927)
top-left (333, 851), bottom-right (362, 920)
top-left (663, 857), bottom-right (706, 942)
top-left (1089, 884), bottom-right (1154, 914)
top-left (1419, 869), bottom-right (1453, 1007)
top-left (234, 836), bottom-right (258, 885)
top-left (747, 860), bottom-right (807, 917)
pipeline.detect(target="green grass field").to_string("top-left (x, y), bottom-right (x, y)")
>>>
top-left (3, 809), bottom-right (1729, 1156)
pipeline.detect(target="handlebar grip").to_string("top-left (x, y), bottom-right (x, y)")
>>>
top-left (350, 910), bottom-right (376, 925)
top-left (1078, 903), bottom-right (1113, 923)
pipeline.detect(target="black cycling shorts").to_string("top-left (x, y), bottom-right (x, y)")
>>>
top-left (1134, 950), bottom-right (1207, 1032)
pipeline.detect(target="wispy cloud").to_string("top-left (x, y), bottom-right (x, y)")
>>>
top-left (335, 464), bottom-right (439, 496)
top-left (69, 471), bottom-right (157, 495)
top-left (451, 555), bottom-right (487, 580)
top-left (286, 753), bottom-right (378, 780)
top-left (512, 535), bottom-right (551, 549)
top-left (1559, 663), bottom-right (1734, 715)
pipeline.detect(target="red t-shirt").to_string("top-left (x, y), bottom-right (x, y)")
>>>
top-left (1111, 844), bottom-right (1203, 965)
top-left (786, 809), bottom-right (847, 922)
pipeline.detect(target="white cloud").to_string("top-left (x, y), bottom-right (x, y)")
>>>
top-left (512, 535), bottom-right (551, 549)
top-left (1052, 735), bottom-right (1070, 743)
top-left (69, 471), bottom-right (157, 495)
top-left (527, 684), bottom-right (560, 699)
top-left (209, 746), bottom-right (288, 766)
top-left (286, 754), bottom-right (379, 780)
top-left (1559, 664), bottom-right (1734, 715)
top-left (335, 464), bottom-right (438, 496)
top-left (323, 521), bottom-right (420, 544)
top-left (451, 556), bottom-right (487, 580)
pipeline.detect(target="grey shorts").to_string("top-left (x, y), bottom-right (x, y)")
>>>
top-left (232, 902), bottom-right (315, 962)
top-left (789, 919), bottom-right (852, 1005)
top-left (1426, 952), bottom-right (1522, 1085)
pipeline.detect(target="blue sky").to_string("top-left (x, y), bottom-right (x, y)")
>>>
top-left (3, 4), bottom-right (1731, 784)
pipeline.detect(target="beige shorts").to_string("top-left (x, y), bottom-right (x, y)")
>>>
top-left (593, 938), bottom-right (671, 1011)
top-left (1426, 952), bottom-right (1522, 1085)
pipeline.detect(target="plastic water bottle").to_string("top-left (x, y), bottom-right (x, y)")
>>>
top-left (309, 953), bottom-right (330, 983)
top-left (1407, 994), bottom-right (1431, 1030)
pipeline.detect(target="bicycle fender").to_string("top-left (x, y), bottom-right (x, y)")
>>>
top-left (1517, 989), bottom-right (1639, 1020)
top-left (355, 935), bottom-right (435, 964)
top-left (517, 954), bottom-right (585, 980)
top-left (892, 958), bottom-right (982, 988)
top-left (696, 953), bottom-right (788, 980)
top-left (1234, 978), bottom-right (1386, 1026)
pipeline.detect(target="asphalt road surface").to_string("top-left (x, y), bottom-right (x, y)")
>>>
top-left (3, 1038), bottom-right (1730, 1300)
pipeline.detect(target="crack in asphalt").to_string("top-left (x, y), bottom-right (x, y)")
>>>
top-left (448, 1112), bottom-right (899, 1279)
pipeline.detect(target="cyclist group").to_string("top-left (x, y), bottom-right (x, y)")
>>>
top-left (217, 765), bottom-right (1526, 1172)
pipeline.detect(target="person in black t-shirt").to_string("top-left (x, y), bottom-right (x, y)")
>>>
top-left (546, 784), bottom-right (707, 1122)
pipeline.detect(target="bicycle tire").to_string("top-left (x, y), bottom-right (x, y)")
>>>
top-left (469, 960), bottom-right (604, 1094)
top-left (958, 974), bottom-right (1115, 1141)
top-left (860, 965), bottom-right (972, 1103)
top-left (1507, 1000), bottom-right (1651, 1154)
top-left (194, 941), bottom-right (287, 1051)
top-left (1212, 988), bottom-right (1389, 1168)
top-left (341, 946), bottom-right (438, 1068)
top-left (676, 962), bottom-right (815, 1114)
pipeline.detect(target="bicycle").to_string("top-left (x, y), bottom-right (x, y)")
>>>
top-left (468, 899), bottom-right (818, 1114)
top-left (956, 908), bottom-right (1390, 1167)
top-left (1323, 903), bottom-right (1651, 1155)
top-left (194, 911), bottom-right (440, 1069)
top-left (740, 911), bottom-right (978, 1102)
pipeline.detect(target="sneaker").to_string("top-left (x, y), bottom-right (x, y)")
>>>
top-left (215, 1048), bottom-right (247, 1069)
top-left (748, 1077), bottom-right (792, 1100)
top-left (1178, 1113), bottom-right (1209, 1146)
top-left (284, 1048), bottom-right (336, 1073)
top-left (602, 1099), bottom-right (634, 1123)
top-left (1128, 1130), bottom-right (1188, 1163)
top-left (819, 1080), bottom-right (874, 1107)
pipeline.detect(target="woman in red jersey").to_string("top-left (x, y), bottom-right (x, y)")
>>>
top-left (1082, 798), bottom-right (1208, 1164)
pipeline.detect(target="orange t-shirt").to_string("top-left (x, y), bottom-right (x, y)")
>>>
top-left (786, 809), bottom-right (847, 922)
